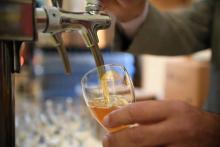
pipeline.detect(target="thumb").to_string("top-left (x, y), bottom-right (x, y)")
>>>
top-left (103, 101), bottom-right (170, 128)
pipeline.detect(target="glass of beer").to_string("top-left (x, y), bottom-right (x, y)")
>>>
top-left (81, 64), bottom-right (135, 132)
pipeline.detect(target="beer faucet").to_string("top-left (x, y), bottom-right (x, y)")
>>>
top-left (36, 0), bottom-right (111, 74)
top-left (0, 1), bottom-right (111, 146)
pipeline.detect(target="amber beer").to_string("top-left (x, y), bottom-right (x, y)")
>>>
top-left (81, 65), bottom-right (135, 133)
top-left (88, 97), bottom-right (128, 132)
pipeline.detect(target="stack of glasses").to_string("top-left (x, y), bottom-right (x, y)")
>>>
top-left (16, 98), bottom-right (102, 147)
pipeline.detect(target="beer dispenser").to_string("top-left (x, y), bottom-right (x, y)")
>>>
top-left (0, 0), bottom-right (111, 146)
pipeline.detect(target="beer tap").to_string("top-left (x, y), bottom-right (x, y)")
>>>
top-left (35, 0), bottom-right (111, 73)
top-left (0, 1), bottom-right (111, 146)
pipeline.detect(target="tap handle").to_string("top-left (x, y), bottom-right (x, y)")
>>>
top-left (52, 33), bottom-right (71, 75)
top-left (36, 7), bottom-right (72, 74)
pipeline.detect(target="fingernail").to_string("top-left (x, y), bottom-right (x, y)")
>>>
top-left (103, 116), bottom-right (110, 127)
top-left (102, 135), bottom-right (109, 147)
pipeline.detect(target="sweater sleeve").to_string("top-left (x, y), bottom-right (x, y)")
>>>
top-left (113, 0), bottom-right (214, 56)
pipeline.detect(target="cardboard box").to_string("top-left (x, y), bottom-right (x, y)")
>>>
top-left (164, 58), bottom-right (210, 108)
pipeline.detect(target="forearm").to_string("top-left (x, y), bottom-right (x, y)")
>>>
top-left (113, 0), bottom-right (213, 56)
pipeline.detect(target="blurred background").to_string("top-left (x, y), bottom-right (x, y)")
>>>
top-left (15, 0), bottom-right (211, 146)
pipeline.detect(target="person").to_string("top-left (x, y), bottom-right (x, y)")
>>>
top-left (100, 0), bottom-right (220, 146)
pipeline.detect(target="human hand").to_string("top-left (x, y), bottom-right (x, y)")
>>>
top-left (100, 0), bottom-right (147, 22)
top-left (102, 100), bottom-right (220, 147)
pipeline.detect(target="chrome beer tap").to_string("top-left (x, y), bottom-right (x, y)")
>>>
top-left (36, 0), bottom-right (111, 74)
top-left (0, 1), bottom-right (111, 146)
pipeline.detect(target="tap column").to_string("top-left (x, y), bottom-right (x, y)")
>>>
top-left (0, 42), bottom-right (15, 147)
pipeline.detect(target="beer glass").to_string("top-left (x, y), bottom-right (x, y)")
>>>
top-left (81, 64), bottom-right (135, 132)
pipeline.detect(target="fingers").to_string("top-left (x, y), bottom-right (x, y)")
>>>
top-left (117, 0), bottom-right (146, 8)
top-left (103, 122), bottom-right (174, 147)
top-left (101, 0), bottom-right (145, 10)
top-left (102, 101), bottom-right (205, 147)
top-left (117, 0), bottom-right (137, 8)
top-left (103, 101), bottom-right (171, 128)
top-left (100, 0), bottom-right (117, 10)
top-left (100, 0), bottom-right (120, 17)
top-left (100, 0), bottom-right (147, 22)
